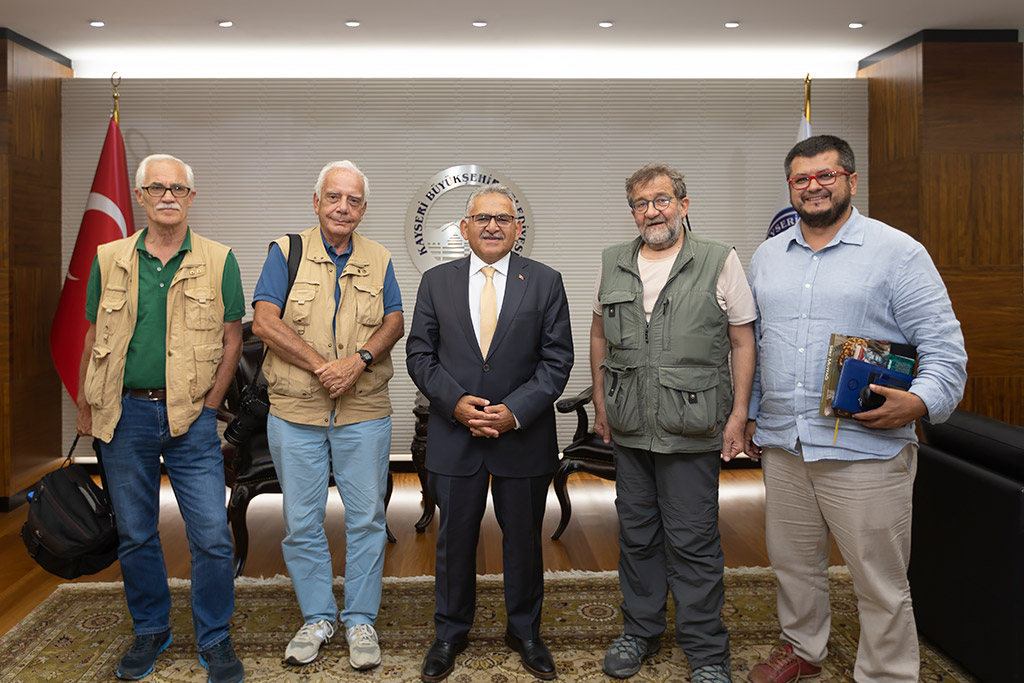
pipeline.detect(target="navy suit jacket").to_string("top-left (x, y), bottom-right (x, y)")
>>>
top-left (406, 253), bottom-right (574, 478)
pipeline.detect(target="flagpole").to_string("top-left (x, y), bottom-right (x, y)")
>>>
top-left (110, 72), bottom-right (121, 125)
top-left (804, 73), bottom-right (811, 123)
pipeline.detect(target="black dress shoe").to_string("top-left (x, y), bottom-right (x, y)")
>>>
top-left (505, 631), bottom-right (556, 680)
top-left (421, 638), bottom-right (467, 682)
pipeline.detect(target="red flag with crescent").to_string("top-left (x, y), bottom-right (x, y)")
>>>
top-left (50, 115), bottom-right (135, 402)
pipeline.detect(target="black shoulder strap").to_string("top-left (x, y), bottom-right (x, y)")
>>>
top-left (253, 234), bottom-right (304, 376)
top-left (283, 233), bottom-right (302, 308)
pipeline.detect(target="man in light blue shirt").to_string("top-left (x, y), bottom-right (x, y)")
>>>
top-left (744, 135), bottom-right (967, 683)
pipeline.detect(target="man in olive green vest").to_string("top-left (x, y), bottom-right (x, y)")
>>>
top-left (76, 154), bottom-right (244, 683)
top-left (591, 163), bottom-right (756, 682)
top-left (252, 160), bottom-right (404, 672)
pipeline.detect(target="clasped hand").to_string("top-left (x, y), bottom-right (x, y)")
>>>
top-left (314, 355), bottom-right (365, 399)
top-left (454, 395), bottom-right (515, 438)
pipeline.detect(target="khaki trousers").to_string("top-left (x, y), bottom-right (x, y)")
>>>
top-left (762, 444), bottom-right (919, 682)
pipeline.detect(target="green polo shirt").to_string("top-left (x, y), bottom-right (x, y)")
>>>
top-left (85, 228), bottom-right (245, 389)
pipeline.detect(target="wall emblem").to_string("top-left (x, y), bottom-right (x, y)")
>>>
top-left (406, 165), bottom-right (534, 273)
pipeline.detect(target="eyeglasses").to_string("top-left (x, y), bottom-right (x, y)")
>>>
top-left (322, 192), bottom-right (364, 208)
top-left (630, 196), bottom-right (675, 213)
top-left (467, 213), bottom-right (515, 228)
top-left (141, 184), bottom-right (191, 198)
top-left (787, 170), bottom-right (851, 190)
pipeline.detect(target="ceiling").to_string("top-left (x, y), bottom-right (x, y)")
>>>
top-left (4, 0), bottom-right (1023, 78)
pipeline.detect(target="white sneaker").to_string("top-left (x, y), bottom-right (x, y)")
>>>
top-left (345, 623), bottom-right (382, 670)
top-left (283, 619), bottom-right (336, 665)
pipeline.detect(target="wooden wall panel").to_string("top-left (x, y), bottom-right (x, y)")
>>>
top-left (0, 34), bottom-right (72, 507)
top-left (920, 152), bottom-right (1024, 267)
top-left (921, 43), bottom-right (1024, 154)
top-left (859, 35), bottom-right (1024, 427)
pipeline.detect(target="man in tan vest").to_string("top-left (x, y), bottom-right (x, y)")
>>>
top-left (76, 154), bottom-right (244, 683)
top-left (252, 160), bottom-right (404, 671)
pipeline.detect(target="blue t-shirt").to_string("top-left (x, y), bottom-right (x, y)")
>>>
top-left (252, 232), bottom-right (403, 319)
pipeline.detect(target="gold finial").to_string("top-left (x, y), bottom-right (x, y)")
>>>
top-left (111, 72), bottom-right (121, 124)
top-left (803, 73), bottom-right (811, 123)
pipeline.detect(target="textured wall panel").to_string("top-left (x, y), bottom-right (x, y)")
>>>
top-left (61, 78), bottom-right (869, 454)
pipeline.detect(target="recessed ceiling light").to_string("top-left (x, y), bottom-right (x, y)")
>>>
top-left (848, 22), bottom-right (864, 29)
top-left (472, 20), bottom-right (488, 28)
top-left (218, 21), bottom-right (233, 28)
top-left (89, 20), bottom-right (105, 28)
top-left (346, 20), bottom-right (361, 27)
top-left (598, 21), bottom-right (614, 28)
top-left (724, 21), bottom-right (741, 29)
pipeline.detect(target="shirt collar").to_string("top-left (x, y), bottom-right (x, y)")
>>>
top-left (321, 231), bottom-right (353, 259)
top-left (136, 227), bottom-right (192, 256)
top-left (469, 251), bottom-right (511, 277)
top-left (787, 206), bottom-right (865, 251)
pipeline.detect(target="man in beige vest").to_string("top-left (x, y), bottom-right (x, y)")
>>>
top-left (591, 163), bottom-right (756, 682)
top-left (252, 160), bottom-right (404, 671)
top-left (76, 154), bottom-right (244, 683)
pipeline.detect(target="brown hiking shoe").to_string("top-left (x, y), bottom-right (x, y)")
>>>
top-left (747, 642), bottom-right (821, 683)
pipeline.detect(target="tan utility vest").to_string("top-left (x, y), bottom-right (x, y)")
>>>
top-left (85, 230), bottom-right (230, 442)
top-left (262, 226), bottom-right (394, 427)
top-left (598, 233), bottom-right (733, 454)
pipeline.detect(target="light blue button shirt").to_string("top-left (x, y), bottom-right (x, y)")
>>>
top-left (747, 207), bottom-right (967, 461)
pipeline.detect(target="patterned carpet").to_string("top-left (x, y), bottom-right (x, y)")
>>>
top-left (0, 568), bottom-right (975, 682)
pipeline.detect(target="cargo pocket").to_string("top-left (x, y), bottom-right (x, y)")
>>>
top-left (184, 285), bottom-right (218, 330)
top-left (657, 365), bottom-right (720, 435)
top-left (190, 342), bottom-right (223, 401)
top-left (98, 287), bottom-right (128, 336)
top-left (353, 281), bottom-right (384, 344)
top-left (601, 359), bottom-right (643, 435)
top-left (599, 290), bottom-right (642, 349)
top-left (287, 282), bottom-right (319, 335)
top-left (83, 344), bottom-right (114, 408)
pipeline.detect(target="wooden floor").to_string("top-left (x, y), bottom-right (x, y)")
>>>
top-left (0, 469), bottom-right (842, 637)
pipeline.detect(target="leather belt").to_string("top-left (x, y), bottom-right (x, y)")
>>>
top-left (125, 388), bottom-right (167, 401)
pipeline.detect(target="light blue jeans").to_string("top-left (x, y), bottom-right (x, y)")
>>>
top-left (267, 414), bottom-right (391, 626)
top-left (102, 395), bottom-right (235, 650)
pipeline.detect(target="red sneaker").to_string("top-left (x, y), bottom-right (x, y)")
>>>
top-left (747, 642), bottom-right (821, 683)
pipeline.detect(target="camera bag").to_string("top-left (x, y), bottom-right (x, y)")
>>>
top-left (21, 436), bottom-right (119, 579)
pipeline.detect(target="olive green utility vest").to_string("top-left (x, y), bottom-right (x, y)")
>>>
top-left (85, 230), bottom-right (230, 442)
top-left (598, 233), bottom-right (733, 454)
top-left (262, 226), bottom-right (394, 427)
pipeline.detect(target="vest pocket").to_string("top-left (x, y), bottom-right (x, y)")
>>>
top-left (599, 290), bottom-right (641, 349)
top-left (601, 359), bottom-right (643, 435)
top-left (190, 342), bottom-right (223, 401)
top-left (83, 344), bottom-right (114, 408)
top-left (184, 286), bottom-right (218, 330)
top-left (98, 287), bottom-right (128, 336)
top-left (353, 282), bottom-right (384, 343)
top-left (288, 282), bottom-right (319, 332)
top-left (656, 365), bottom-right (720, 436)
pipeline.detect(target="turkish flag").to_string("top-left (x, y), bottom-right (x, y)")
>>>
top-left (50, 115), bottom-right (135, 402)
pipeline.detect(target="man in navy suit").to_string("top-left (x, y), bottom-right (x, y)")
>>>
top-left (407, 185), bottom-right (574, 682)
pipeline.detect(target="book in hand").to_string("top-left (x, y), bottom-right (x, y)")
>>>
top-left (819, 334), bottom-right (917, 418)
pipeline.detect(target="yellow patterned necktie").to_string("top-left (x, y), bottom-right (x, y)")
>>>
top-left (479, 266), bottom-right (497, 356)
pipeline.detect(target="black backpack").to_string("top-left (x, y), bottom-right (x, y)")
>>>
top-left (21, 436), bottom-right (119, 579)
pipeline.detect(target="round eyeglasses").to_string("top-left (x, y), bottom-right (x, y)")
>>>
top-left (787, 170), bottom-right (851, 190)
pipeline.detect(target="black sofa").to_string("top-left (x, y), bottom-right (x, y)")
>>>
top-left (911, 409), bottom-right (1024, 682)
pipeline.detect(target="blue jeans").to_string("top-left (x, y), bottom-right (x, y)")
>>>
top-left (101, 394), bottom-right (235, 650)
top-left (267, 414), bottom-right (391, 626)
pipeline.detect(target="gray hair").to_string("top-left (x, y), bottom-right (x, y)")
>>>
top-left (625, 163), bottom-right (687, 206)
top-left (785, 135), bottom-right (856, 177)
top-left (314, 160), bottom-right (369, 200)
top-left (135, 154), bottom-right (194, 190)
top-left (464, 185), bottom-right (517, 215)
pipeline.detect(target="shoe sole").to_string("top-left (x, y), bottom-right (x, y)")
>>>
top-left (116, 633), bottom-right (173, 680)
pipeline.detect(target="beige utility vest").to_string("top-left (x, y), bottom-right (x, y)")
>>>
top-left (262, 226), bottom-right (394, 427)
top-left (85, 230), bottom-right (230, 442)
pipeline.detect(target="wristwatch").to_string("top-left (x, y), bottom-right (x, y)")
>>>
top-left (357, 349), bottom-right (373, 370)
